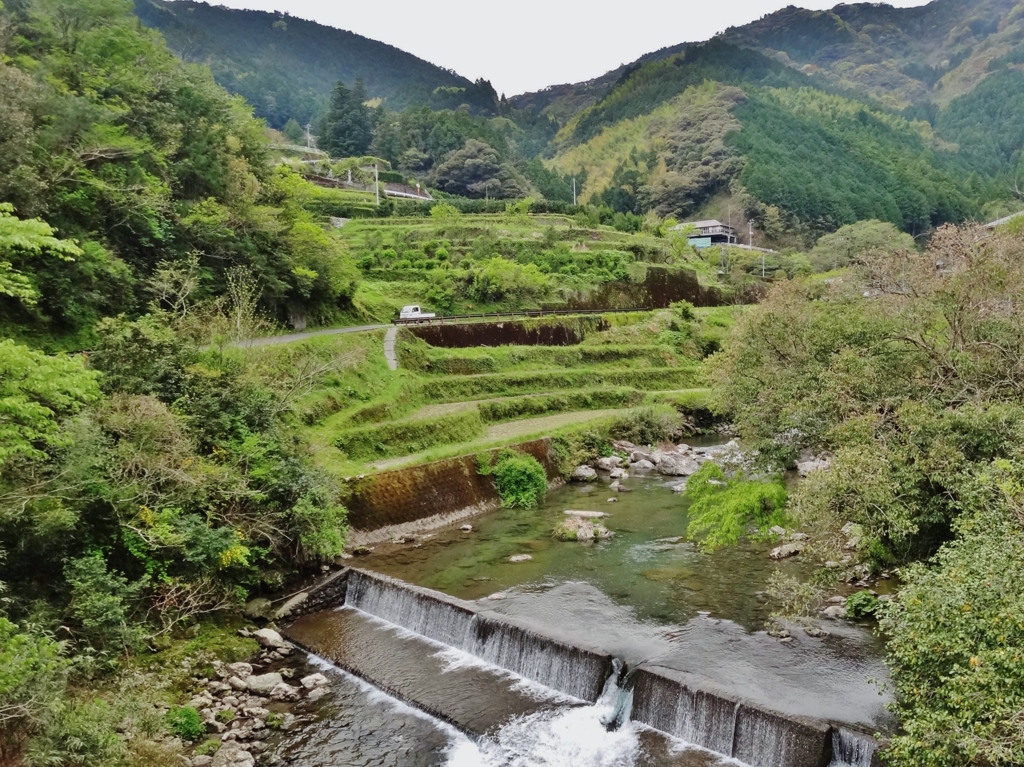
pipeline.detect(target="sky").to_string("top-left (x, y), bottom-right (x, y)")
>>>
top-left (199, 0), bottom-right (931, 96)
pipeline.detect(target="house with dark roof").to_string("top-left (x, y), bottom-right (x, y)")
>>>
top-left (671, 219), bottom-right (736, 246)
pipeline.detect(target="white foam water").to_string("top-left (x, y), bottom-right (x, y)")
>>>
top-left (443, 672), bottom-right (641, 767)
top-left (829, 728), bottom-right (876, 767)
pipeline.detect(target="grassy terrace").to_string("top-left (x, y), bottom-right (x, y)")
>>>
top-left (242, 306), bottom-right (744, 478)
top-left (331, 212), bottom-right (727, 325)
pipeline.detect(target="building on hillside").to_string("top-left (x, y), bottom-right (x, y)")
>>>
top-left (670, 219), bottom-right (736, 248)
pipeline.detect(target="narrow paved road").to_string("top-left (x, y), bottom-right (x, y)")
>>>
top-left (383, 327), bottom-right (398, 371)
top-left (245, 324), bottom-right (386, 347)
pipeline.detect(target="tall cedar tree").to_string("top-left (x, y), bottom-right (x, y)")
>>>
top-left (320, 80), bottom-right (372, 158)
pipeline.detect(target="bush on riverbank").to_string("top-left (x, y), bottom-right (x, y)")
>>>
top-left (480, 450), bottom-right (549, 509)
top-left (684, 463), bottom-right (788, 551)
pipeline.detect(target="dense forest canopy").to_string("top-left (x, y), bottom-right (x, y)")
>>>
top-left (0, 0), bottom-right (365, 347)
top-left (133, 0), bottom-right (496, 127)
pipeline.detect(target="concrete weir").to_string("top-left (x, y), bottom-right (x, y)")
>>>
top-left (284, 568), bottom-right (879, 767)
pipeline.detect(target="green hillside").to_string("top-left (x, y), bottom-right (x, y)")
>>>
top-left (723, 0), bottom-right (1020, 108)
top-left (550, 40), bottom-right (986, 238)
top-left (134, 0), bottom-right (498, 127)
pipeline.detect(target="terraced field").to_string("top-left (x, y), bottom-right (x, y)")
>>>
top-left (281, 307), bottom-right (743, 477)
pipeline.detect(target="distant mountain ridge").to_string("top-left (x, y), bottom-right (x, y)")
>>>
top-left (134, 0), bottom-right (486, 127)
top-left (514, 0), bottom-right (1024, 122)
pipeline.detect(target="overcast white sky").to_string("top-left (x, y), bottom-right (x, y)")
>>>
top-left (201, 0), bottom-right (931, 96)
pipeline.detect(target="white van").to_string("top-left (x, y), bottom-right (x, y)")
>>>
top-left (398, 305), bottom-right (436, 322)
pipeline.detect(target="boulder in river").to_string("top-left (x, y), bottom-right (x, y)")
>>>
top-left (632, 459), bottom-right (655, 471)
top-left (508, 554), bottom-right (533, 563)
top-left (246, 672), bottom-right (283, 695)
top-left (770, 542), bottom-right (805, 560)
top-left (596, 456), bottom-right (623, 471)
top-left (655, 453), bottom-right (700, 477)
top-left (553, 516), bottom-right (613, 542)
top-left (570, 465), bottom-right (597, 481)
top-left (564, 510), bottom-right (608, 518)
top-left (252, 628), bottom-right (287, 650)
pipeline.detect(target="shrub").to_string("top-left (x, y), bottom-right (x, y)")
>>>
top-left (609, 406), bottom-right (683, 445)
top-left (27, 698), bottom-right (126, 766)
top-left (266, 712), bottom-right (285, 729)
top-left (684, 462), bottom-right (788, 551)
top-left (844, 590), bottom-right (879, 620)
top-left (194, 739), bottom-right (220, 756)
top-left (671, 300), bottom-right (696, 321)
top-left (0, 620), bottom-right (69, 760)
top-left (489, 451), bottom-right (548, 509)
top-left (64, 554), bottom-right (146, 653)
top-left (165, 706), bottom-right (204, 742)
top-left (879, 464), bottom-right (1024, 767)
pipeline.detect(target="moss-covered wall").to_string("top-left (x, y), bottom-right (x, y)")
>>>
top-left (343, 439), bottom-right (559, 530)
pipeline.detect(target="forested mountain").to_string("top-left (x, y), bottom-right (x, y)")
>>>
top-left (549, 39), bottom-right (998, 240)
top-left (722, 0), bottom-right (1021, 108)
top-left (134, 0), bottom-right (498, 128)
top-left (511, 42), bottom-right (691, 124)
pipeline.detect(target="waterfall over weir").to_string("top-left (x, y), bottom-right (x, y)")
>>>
top-left (286, 569), bottom-right (881, 767)
top-left (829, 728), bottom-right (877, 767)
top-left (345, 569), bottom-right (614, 703)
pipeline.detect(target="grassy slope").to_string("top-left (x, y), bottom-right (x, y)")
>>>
top-left (264, 307), bottom-right (742, 477)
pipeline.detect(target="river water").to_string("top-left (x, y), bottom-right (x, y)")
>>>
top-left (271, 470), bottom-right (890, 767)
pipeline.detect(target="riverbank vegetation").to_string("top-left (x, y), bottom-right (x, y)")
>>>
top-left (3, 0), bottom-right (1024, 765)
top-left (710, 225), bottom-right (1024, 766)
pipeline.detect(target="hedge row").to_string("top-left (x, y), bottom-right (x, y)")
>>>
top-left (411, 344), bottom-right (679, 376)
top-left (478, 388), bottom-right (644, 423)
top-left (421, 367), bottom-right (699, 402)
top-left (333, 409), bottom-right (484, 460)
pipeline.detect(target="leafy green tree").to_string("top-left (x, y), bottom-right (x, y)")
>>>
top-left (89, 315), bottom-right (191, 398)
top-left (809, 219), bottom-right (915, 272)
top-left (431, 140), bottom-right (526, 199)
top-left (0, 340), bottom-right (100, 468)
top-left (0, 205), bottom-right (81, 307)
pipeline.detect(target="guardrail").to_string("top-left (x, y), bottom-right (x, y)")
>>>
top-left (391, 307), bottom-right (650, 325)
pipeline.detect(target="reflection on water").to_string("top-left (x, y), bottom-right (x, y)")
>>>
top-left (356, 473), bottom-right (811, 630)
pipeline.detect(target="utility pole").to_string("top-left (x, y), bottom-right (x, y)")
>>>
top-left (305, 122), bottom-right (312, 150)
top-left (748, 219), bottom-right (754, 247)
top-left (572, 177), bottom-right (577, 206)
top-left (374, 163), bottom-right (380, 206)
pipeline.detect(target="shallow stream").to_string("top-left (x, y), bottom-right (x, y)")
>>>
top-left (272, 466), bottom-right (891, 766)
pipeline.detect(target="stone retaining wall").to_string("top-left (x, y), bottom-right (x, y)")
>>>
top-left (342, 438), bottom-right (560, 534)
